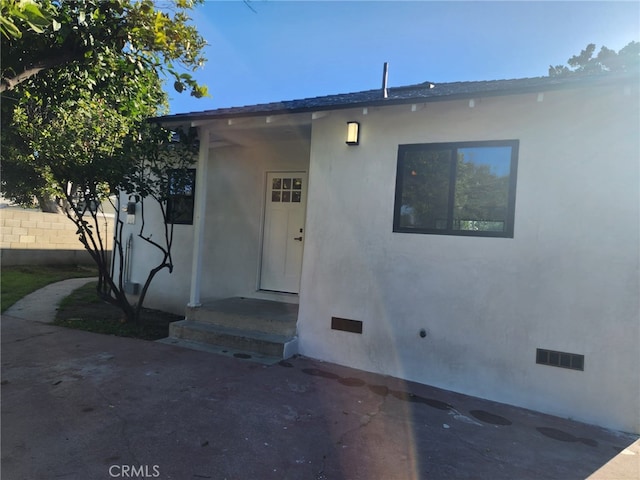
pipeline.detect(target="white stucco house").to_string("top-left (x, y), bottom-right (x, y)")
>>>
top-left (120, 71), bottom-right (639, 434)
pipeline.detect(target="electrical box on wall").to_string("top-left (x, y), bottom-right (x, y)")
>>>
top-left (124, 282), bottom-right (140, 295)
top-left (126, 195), bottom-right (138, 224)
top-left (126, 202), bottom-right (136, 224)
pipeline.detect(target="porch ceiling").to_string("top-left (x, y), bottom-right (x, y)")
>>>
top-left (196, 112), bottom-right (312, 148)
top-left (211, 123), bottom-right (311, 147)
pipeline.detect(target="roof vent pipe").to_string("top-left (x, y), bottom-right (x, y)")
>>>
top-left (382, 62), bottom-right (388, 99)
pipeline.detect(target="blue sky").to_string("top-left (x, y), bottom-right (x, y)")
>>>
top-left (167, 1), bottom-right (639, 114)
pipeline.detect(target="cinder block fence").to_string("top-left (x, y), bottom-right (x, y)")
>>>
top-left (0, 207), bottom-right (114, 266)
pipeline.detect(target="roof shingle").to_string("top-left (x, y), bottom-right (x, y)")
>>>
top-left (155, 72), bottom-right (637, 123)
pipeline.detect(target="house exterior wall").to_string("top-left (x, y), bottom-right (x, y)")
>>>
top-left (118, 202), bottom-right (194, 315)
top-left (197, 138), bottom-right (310, 302)
top-left (297, 84), bottom-right (640, 433)
top-left (125, 138), bottom-right (310, 315)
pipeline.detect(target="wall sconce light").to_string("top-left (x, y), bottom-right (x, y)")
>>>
top-left (346, 121), bottom-right (360, 145)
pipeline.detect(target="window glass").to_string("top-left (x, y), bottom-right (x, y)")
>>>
top-left (394, 141), bottom-right (518, 238)
top-left (167, 169), bottom-right (196, 225)
top-left (399, 149), bottom-right (451, 230)
top-left (453, 146), bottom-right (512, 233)
top-left (269, 176), bottom-right (303, 203)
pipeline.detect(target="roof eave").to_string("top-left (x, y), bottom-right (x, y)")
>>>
top-left (152, 72), bottom-right (638, 125)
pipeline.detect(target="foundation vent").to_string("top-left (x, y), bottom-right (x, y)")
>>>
top-left (536, 348), bottom-right (584, 371)
top-left (331, 317), bottom-right (363, 334)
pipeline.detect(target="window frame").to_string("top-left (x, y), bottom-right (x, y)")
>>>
top-left (393, 140), bottom-right (519, 238)
top-left (166, 168), bottom-right (196, 225)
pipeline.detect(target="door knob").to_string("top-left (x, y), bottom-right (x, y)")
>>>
top-left (294, 236), bottom-right (303, 241)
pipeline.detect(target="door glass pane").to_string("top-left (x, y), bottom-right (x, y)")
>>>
top-left (283, 178), bottom-right (292, 190)
top-left (453, 146), bottom-right (511, 232)
top-left (292, 191), bottom-right (301, 202)
top-left (293, 178), bottom-right (302, 190)
top-left (272, 178), bottom-right (282, 190)
top-left (282, 191), bottom-right (291, 202)
top-left (399, 149), bottom-right (451, 229)
top-left (271, 191), bottom-right (281, 202)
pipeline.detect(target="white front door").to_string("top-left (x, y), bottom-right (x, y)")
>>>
top-left (260, 172), bottom-right (307, 293)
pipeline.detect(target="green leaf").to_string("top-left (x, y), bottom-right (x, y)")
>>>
top-left (22, 2), bottom-right (48, 21)
top-left (0, 16), bottom-right (23, 38)
top-left (26, 21), bottom-right (45, 33)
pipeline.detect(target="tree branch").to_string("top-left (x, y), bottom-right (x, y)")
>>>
top-left (1, 50), bottom-right (85, 92)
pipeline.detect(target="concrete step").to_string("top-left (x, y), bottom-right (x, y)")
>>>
top-left (168, 319), bottom-right (298, 359)
top-left (186, 297), bottom-right (298, 337)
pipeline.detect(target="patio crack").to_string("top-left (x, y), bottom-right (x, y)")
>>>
top-left (336, 393), bottom-right (388, 448)
top-left (315, 393), bottom-right (388, 479)
top-left (91, 385), bottom-right (141, 466)
top-left (3, 330), bottom-right (59, 344)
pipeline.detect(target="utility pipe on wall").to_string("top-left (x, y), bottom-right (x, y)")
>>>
top-left (382, 62), bottom-right (389, 99)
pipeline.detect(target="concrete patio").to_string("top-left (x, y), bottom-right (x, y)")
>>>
top-left (1, 279), bottom-right (638, 479)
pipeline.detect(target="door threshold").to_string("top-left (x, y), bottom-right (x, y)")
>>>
top-left (259, 289), bottom-right (298, 295)
top-left (250, 290), bottom-right (299, 304)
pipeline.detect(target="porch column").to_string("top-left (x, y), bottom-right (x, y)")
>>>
top-left (188, 126), bottom-right (210, 307)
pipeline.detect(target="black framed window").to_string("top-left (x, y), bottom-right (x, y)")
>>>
top-left (393, 140), bottom-right (518, 238)
top-left (166, 169), bottom-right (196, 225)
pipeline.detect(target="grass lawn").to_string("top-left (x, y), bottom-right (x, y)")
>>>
top-left (54, 281), bottom-right (182, 340)
top-left (1, 264), bottom-right (98, 312)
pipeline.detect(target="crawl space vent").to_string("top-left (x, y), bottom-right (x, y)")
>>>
top-left (331, 317), bottom-right (363, 334)
top-left (536, 348), bottom-right (584, 371)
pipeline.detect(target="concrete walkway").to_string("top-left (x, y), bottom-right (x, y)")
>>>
top-left (4, 276), bottom-right (97, 322)
top-left (1, 279), bottom-right (638, 479)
